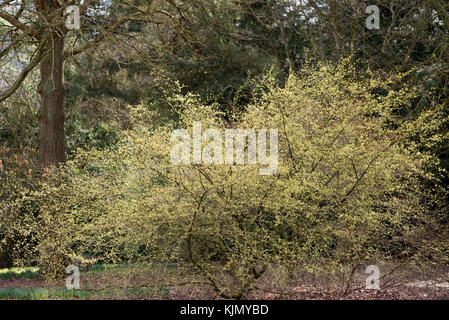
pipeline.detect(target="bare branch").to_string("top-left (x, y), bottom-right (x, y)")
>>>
top-left (0, 31), bottom-right (27, 60)
top-left (0, 9), bottom-right (40, 39)
top-left (0, 34), bottom-right (49, 103)
top-left (64, 13), bottom-right (140, 59)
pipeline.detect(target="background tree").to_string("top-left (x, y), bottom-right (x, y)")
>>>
top-left (0, 0), bottom-right (214, 165)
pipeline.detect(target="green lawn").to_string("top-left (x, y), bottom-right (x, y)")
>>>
top-left (0, 265), bottom-right (171, 300)
top-left (0, 267), bottom-right (40, 280)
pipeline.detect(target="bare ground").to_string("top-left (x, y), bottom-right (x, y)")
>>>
top-left (1, 263), bottom-right (449, 300)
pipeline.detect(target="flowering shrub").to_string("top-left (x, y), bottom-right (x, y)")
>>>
top-left (0, 146), bottom-right (39, 268)
top-left (27, 61), bottom-right (446, 294)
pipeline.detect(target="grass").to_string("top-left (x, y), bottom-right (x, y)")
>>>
top-left (0, 288), bottom-right (95, 300)
top-left (0, 288), bottom-right (49, 300)
top-left (0, 286), bottom-right (170, 300)
top-left (0, 267), bottom-right (40, 280)
top-left (0, 264), bottom-right (171, 300)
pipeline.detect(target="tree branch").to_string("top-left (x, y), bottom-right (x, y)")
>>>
top-left (64, 13), bottom-right (140, 59)
top-left (0, 34), bottom-right (49, 103)
top-left (0, 9), bottom-right (40, 39)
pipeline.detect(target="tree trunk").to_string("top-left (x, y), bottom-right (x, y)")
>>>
top-left (39, 33), bottom-right (65, 166)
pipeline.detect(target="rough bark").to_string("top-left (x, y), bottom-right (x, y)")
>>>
top-left (39, 33), bottom-right (65, 166)
top-left (37, 0), bottom-right (66, 166)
